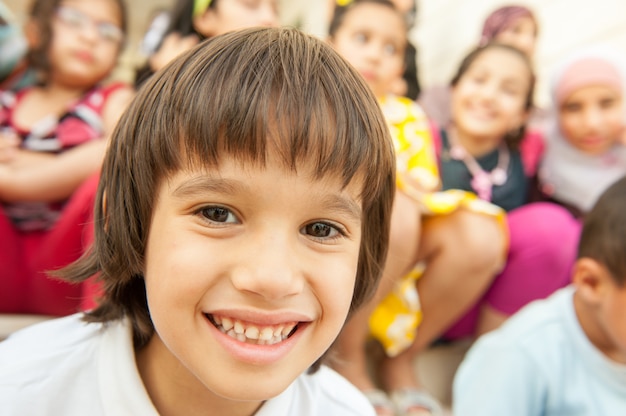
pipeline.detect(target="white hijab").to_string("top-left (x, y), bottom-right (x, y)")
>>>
top-left (540, 46), bottom-right (626, 213)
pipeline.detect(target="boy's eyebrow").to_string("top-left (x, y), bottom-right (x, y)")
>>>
top-left (172, 176), bottom-right (240, 198)
top-left (320, 194), bottom-right (363, 222)
top-left (171, 176), bottom-right (362, 221)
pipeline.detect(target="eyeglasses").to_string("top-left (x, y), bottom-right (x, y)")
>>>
top-left (55, 6), bottom-right (123, 44)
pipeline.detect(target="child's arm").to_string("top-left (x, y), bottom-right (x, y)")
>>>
top-left (0, 85), bottom-right (134, 202)
top-left (453, 335), bottom-right (547, 415)
top-left (0, 138), bottom-right (108, 202)
top-left (392, 98), bottom-right (441, 206)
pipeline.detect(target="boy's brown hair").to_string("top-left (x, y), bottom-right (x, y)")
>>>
top-left (63, 27), bottom-right (396, 350)
top-left (578, 175), bottom-right (626, 286)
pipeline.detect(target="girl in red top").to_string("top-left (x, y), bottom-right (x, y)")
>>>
top-left (0, 0), bottom-right (133, 315)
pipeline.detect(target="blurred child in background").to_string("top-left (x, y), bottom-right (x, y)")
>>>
top-left (0, 2), bottom-right (34, 90)
top-left (537, 46), bottom-right (626, 217)
top-left (328, 2), bottom-right (507, 414)
top-left (0, 0), bottom-right (133, 315)
top-left (135, 0), bottom-right (279, 87)
top-left (454, 174), bottom-right (626, 416)
top-left (420, 4), bottom-right (539, 129)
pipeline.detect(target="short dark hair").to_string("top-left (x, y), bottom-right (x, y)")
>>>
top-left (62, 27), bottom-right (396, 353)
top-left (450, 43), bottom-right (536, 150)
top-left (27, 0), bottom-right (128, 84)
top-left (578, 176), bottom-right (626, 286)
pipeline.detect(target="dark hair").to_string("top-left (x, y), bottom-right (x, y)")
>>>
top-left (134, 0), bottom-right (220, 87)
top-left (328, 0), bottom-right (406, 39)
top-left (27, 0), bottom-right (127, 85)
top-left (62, 28), bottom-right (396, 361)
top-left (163, 0), bottom-right (218, 40)
top-left (450, 42), bottom-right (535, 149)
top-left (578, 176), bottom-right (626, 286)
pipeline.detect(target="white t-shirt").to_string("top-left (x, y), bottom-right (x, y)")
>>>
top-left (0, 314), bottom-right (374, 416)
top-left (453, 286), bottom-right (626, 415)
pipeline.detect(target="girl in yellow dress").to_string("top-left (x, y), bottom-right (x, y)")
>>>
top-left (328, 1), bottom-right (507, 415)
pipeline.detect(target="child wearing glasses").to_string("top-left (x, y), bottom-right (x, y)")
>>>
top-left (0, 0), bottom-right (134, 316)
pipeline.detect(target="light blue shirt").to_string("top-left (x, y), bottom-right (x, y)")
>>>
top-left (453, 286), bottom-right (626, 415)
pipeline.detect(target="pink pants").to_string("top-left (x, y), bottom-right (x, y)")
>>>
top-left (443, 202), bottom-right (582, 340)
top-left (0, 173), bottom-right (101, 316)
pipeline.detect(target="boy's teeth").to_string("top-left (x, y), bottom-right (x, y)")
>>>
top-left (211, 316), bottom-right (297, 345)
top-left (260, 327), bottom-right (274, 341)
top-left (221, 317), bottom-right (233, 331)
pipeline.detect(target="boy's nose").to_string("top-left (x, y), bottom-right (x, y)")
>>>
top-left (230, 232), bottom-right (304, 300)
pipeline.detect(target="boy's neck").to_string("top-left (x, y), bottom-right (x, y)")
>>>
top-left (135, 335), bottom-right (265, 416)
top-left (573, 291), bottom-right (626, 364)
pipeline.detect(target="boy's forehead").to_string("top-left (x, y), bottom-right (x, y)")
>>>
top-left (165, 154), bottom-right (365, 207)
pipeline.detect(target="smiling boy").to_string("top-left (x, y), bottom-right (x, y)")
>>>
top-left (0, 27), bottom-right (396, 416)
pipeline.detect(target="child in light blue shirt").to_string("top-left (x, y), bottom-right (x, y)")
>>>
top-left (453, 175), bottom-right (626, 415)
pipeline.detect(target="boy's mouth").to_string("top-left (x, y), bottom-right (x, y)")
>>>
top-left (206, 314), bottom-right (299, 345)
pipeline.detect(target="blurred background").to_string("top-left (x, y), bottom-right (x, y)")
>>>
top-left (4, 0), bottom-right (626, 106)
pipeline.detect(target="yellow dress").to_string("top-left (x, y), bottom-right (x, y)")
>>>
top-left (369, 95), bottom-right (507, 357)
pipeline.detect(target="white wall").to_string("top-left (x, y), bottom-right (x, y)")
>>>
top-left (414, 0), bottom-right (626, 106)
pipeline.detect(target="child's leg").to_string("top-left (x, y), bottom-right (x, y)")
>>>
top-left (379, 209), bottom-right (505, 390)
top-left (332, 191), bottom-right (422, 392)
top-left (476, 202), bottom-right (581, 335)
top-left (0, 207), bottom-right (28, 313)
top-left (25, 173), bottom-right (100, 316)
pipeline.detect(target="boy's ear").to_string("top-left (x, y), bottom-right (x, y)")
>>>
top-left (572, 257), bottom-right (611, 305)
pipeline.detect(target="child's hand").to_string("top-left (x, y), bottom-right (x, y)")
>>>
top-left (0, 130), bottom-right (19, 163)
top-left (149, 32), bottom-right (200, 73)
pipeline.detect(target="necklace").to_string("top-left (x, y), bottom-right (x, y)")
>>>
top-left (448, 131), bottom-right (509, 201)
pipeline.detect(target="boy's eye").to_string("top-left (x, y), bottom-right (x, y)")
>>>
top-left (302, 221), bottom-right (342, 239)
top-left (199, 206), bottom-right (238, 224)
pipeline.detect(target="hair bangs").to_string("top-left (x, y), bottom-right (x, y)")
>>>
top-left (135, 27), bottom-right (392, 207)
